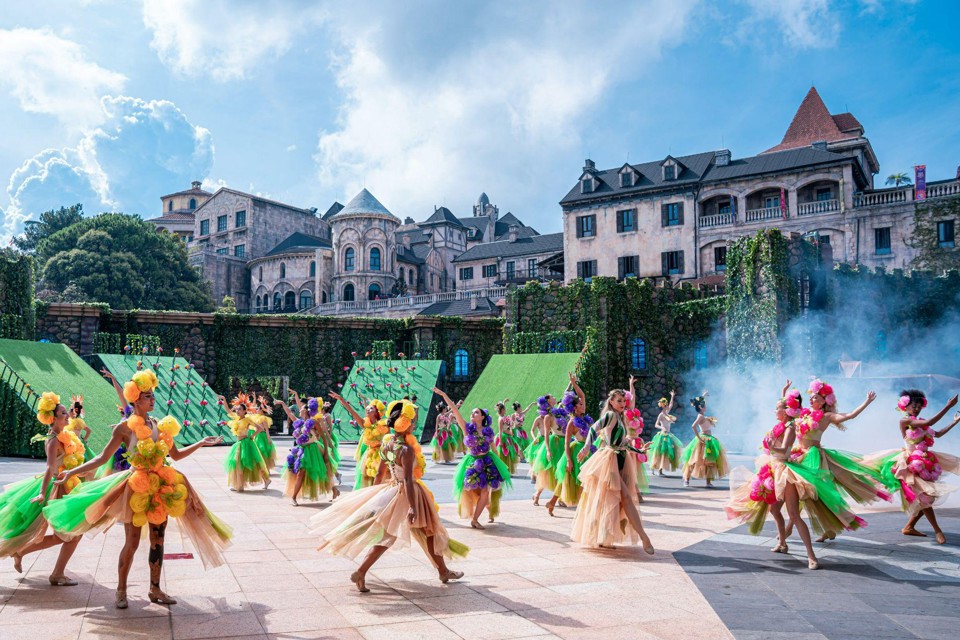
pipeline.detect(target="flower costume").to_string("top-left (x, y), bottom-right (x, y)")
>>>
top-left (223, 415), bottom-right (270, 491)
top-left (283, 417), bottom-right (335, 501)
top-left (251, 411), bottom-right (278, 471)
top-left (530, 405), bottom-right (568, 493)
top-left (310, 401), bottom-right (469, 563)
top-left (354, 400), bottom-right (388, 490)
top-left (430, 411), bottom-right (458, 463)
top-left (452, 417), bottom-right (513, 520)
top-left (649, 409), bottom-right (683, 473)
top-left (65, 416), bottom-right (90, 463)
top-left (553, 412), bottom-right (594, 505)
top-left (0, 397), bottom-right (86, 558)
top-left (681, 416), bottom-right (729, 481)
top-left (494, 414), bottom-right (522, 475)
top-left (725, 420), bottom-right (790, 534)
top-left (512, 411), bottom-right (531, 455)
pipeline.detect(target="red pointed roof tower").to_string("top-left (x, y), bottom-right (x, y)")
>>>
top-left (764, 87), bottom-right (865, 153)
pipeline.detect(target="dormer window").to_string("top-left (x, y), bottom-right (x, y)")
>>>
top-left (620, 172), bottom-right (633, 188)
top-left (663, 164), bottom-right (676, 181)
top-left (581, 176), bottom-right (594, 194)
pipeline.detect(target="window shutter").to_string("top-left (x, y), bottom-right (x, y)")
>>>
top-left (618, 257), bottom-right (624, 280)
top-left (616, 213), bottom-right (623, 233)
top-left (679, 251), bottom-right (685, 274)
top-left (577, 261), bottom-right (583, 279)
top-left (661, 252), bottom-right (668, 276)
top-left (591, 261), bottom-right (597, 277)
top-left (661, 204), bottom-right (668, 227)
top-left (678, 202), bottom-right (685, 225)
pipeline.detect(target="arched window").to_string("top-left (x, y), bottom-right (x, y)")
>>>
top-left (545, 338), bottom-right (564, 353)
top-left (284, 291), bottom-right (296, 310)
top-left (280, 263), bottom-right (286, 279)
top-left (258, 266), bottom-right (263, 282)
top-left (368, 283), bottom-right (381, 300)
top-left (631, 337), bottom-right (647, 370)
top-left (168, 200), bottom-right (173, 212)
top-left (875, 330), bottom-right (887, 357)
top-left (299, 291), bottom-right (313, 309)
top-left (321, 291), bottom-right (327, 304)
top-left (454, 349), bottom-right (469, 379)
top-left (342, 283), bottom-right (355, 302)
top-left (255, 295), bottom-right (260, 312)
top-left (345, 248), bottom-right (355, 271)
top-left (189, 198), bottom-right (197, 210)
top-left (408, 269), bottom-right (414, 285)
top-left (273, 292), bottom-right (282, 311)
top-left (694, 341), bottom-right (707, 370)
top-left (398, 268), bottom-right (404, 284)
top-left (370, 247), bottom-right (381, 271)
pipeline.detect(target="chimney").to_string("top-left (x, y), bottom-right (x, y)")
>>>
top-left (811, 140), bottom-right (828, 151)
top-left (583, 159), bottom-right (595, 172)
top-left (191, 180), bottom-right (202, 190)
top-left (507, 225), bottom-right (519, 242)
top-left (404, 216), bottom-right (415, 224)
top-left (714, 149), bottom-right (731, 166)
top-left (308, 207), bottom-right (318, 216)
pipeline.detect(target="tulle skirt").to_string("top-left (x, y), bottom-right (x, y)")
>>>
top-left (865, 449), bottom-right (960, 516)
top-left (430, 427), bottom-right (458, 463)
top-left (254, 431), bottom-right (278, 471)
top-left (553, 440), bottom-right (586, 505)
top-left (514, 427), bottom-right (531, 455)
top-left (354, 446), bottom-right (385, 490)
top-left (309, 480), bottom-right (469, 563)
top-left (570, 449), bottom-right (641, 547)
top-left (649, 432), bottom-right (683, 472)
top-left (453, 453), bottom-right (513, 520)
top-left (494, 432), bottom-right (522, 475)
top-left (531, 435), bottom-right (565, 492)
top-left (0, 476), bottom-right (69, 557)
top-left (682, 435), bottom-right (729, 480)
top-left (42, 468), bottom-right (232, 569)
top-left (224, 437), bottom-right (269, 490)
top-left (284, 442), bottom-right (334, 501)
top-left (818, 447), bottom-right (891, 505)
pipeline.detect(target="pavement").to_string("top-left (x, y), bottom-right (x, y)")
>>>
top-left (0, 441), bottom-right (957, 640)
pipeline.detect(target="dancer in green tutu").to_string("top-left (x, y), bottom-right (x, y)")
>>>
top-left (649, 391), bottom-right (683, 476)
top-left (549, 374), bottom-right (592, 515)
top-left (494, 400), bottom-right (523, 475)
top-left (251, 395), bottom-right (278, 472)
top-left (221, 393), bottom-right (271, 492)
top-left (0, 392), bottom-right (85, 585)
top-left (682, 393), bottom-right (729, 487)
top-left (430, 403), bottom-right (458, 463)
top-left (276, 397), bottom-right (339, 505)
top-left (530, 394), bottom-right (567, 506)
top-left (435, 387), bottom-right (512, 529)
top-left (511, 400), bottom-right (535, 455)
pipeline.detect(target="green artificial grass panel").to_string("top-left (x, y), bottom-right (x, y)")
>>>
top-left (330, 360), bottom-right (442, 442)
top-left (0, 338), bottom-right (122, 455)
top-left (462, 353), bottom-right (583, 417)
top-left (99, 353), bottom-right (235, 445)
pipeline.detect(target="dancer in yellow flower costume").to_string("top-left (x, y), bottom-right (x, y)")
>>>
top-left (65, 395), bottom-right (92, 464)
top-left (44, 369), bottom-right (231, 610)
top-left (310, 399), bottom-right (468, 593)
top-left (221, 393), bottom-right (271, 491)
top-left (330, 392), bottom-right (389, 490)
top-left (0, 392), bottom-right (86, 585)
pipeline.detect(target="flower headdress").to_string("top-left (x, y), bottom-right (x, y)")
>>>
top-left (384, 399), bottom-right (426, 477)
top-left (123, 370), bottom-right (159, 403)
top-left (231, 392), bottom-right (253, 411)
top-left (897, 393), bottom-right (927, 415)
top-left (561, 390), bottom-right (580, 415)
top-left (386, 399), bottom-right (418, 434)
top-left (258, 395), bottom-right (273, 415)
top-left (783, 389), bottom-right (802, 418)
top-left (690, 392), bottom-right (708, 412)
top-left (366, 398), bottom-right (386, 417)
top-left (807, 379), bottom-right (836, 407)
top-left (657, 397), bottom-right (669, 408)
top-left (537, 395), bottom-right (552, 416)
top-left (36, 391), bottom-right (61, 425)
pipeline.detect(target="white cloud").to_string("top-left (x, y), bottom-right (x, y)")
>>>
top-left (3, 96), bottom-right (213, 241)
top-left (313, 2), bottom-right (697, 224)
top-left (0, 27), bottom-right (126, 129)
top-left (286, 144), bottom-right (297, 152)
top-left (141, 0), bottom-right (328, 81)
top-left (740, 0), bottom-right (841, 49)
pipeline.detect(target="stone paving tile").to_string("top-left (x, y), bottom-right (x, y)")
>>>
top-left (357, 618), bottom-right (463, 640)
top-left (440, 610), bottom-right (553, 640)
top-left (886, 613), bottom-right (960, 640)
top-left (170, 610), bottom-right (266, 639)
top-left (256, 602), bottom-right (353, 634)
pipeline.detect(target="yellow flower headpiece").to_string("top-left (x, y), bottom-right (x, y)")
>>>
top-left (36, 391), bottom-right (61, 425)
top-left (367, 399), bottom-right (386, 417)
top-left (123, 370), bottom-right (159, 403)
top-left (386, 399), bottom-right (417, 433)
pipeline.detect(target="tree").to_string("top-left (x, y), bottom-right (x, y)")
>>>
top-left (885, 172), bottom-right (913, 187)
top-left (13, 204), bottom-right (84, 253)
top-left (217, 295), bottom-right (238, 314)
top-left (36, 213), bottom-right (214, 312)
top-left (391, 275), bottom-right (408, 297)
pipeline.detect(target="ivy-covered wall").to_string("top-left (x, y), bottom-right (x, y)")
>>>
top-left (0, 249), bottom-right (35, 340)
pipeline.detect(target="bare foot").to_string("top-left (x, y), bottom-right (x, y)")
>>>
top-left (440, 570), bottom-right (464, 583)
top-left (333, 486), bottom-right (341, 500)
top-left (470, 520), bottom-right (485, 530)
top-left (936, 531), bottom-right (947, 545)
top-left (350, 571), bottom-right (370, 593)
top-left (13, 553), bottom-right (22, 574)
top-left (902, 527), bottom-right (927, 537)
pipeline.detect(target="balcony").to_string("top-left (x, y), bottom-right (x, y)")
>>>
top-left (797, 199), bottom-right (839, 217)
top-left (301, 286), bottom-right (507, 317)
top-left (494, 267), bottom-right (563, 285)
top-left (854, 188), bottom-right (909, 207)
top-left (698, 213), bottom-right (734, 228)
top-left (745, 206), bottom-right (784, 223)
top-left (927, 181), bottom-right (960, 199)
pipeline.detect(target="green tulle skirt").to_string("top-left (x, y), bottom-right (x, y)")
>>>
top-left (0, 476), bottom-right (52, 547)
top-left (453, 452), bottom-right (513, 519)
top-left (532, 435), bottom-right (565, 475)
top-left (43, 471), bottom-right (130, 535)
top-left (649, 431), bottom-right (683, 471)
top-left (554, 440), bottom-right (585, 504)
top-left (224, 437), bottom-right (268, 489)
top-left (788, 450), bottom-right (864, 535)
top-left (254, 431), bottom-right (278, 469)
top-left (328, 425), bottom-right (341, 465)
top-left (523, 435), bottom-right (543, 463)
top-left (284, 442), bottom-right (332, 501)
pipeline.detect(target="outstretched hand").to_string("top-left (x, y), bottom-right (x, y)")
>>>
top-left (947, 395), bottom-right (959, 409)
top-left (201, 436), bottom-right (223, 446)
top-left (865, 391), bottom-right (877, 404)
top-left (100, 368), bottom-right (115, 380)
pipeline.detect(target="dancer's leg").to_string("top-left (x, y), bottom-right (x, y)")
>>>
top-left (783, 484), bottom-right (818, 569)
top-left (921, 507), bottom-right (946, 544)
top-left (472, 489), bottom-right (490, 528)
top-left (116, 522), bottom-right (142, 607)
top-left (618, 477), bottom-right (654, 555)
top-left (49, 537), bottom-right (80, 582)
top-left (292, 470), bottom-right (305, 505)
top-left (351, 545), bottom-right (389, 592)
top-left (148, 521), bottom-right (176, 603)
top-left (770, 502), bottom-right (788, 552)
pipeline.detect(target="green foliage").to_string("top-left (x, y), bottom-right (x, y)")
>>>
top-left (0, 380), bottom-right (39, 457)
top-left (229, 375), bottom-right (284, 399)
top-left (462, 353), bottom-right (582, 419)
top-left (908, 199), bottom-right (960, 274)
top-left (13, 204), bottom-right (84, 253)
top-left (93, 332), bottom-right (160, 354)
top-left (371, 340), bottom-right (395, 358)
top-left (217, 295), bottom-right (238, 314)
top-left (885, 173), bottom-right (912, 187)
top-left (510, 330), bottom-right (586, 354)
top-left (35, 213), bottom-right (214, 312)
top-left (0, 249), bottom-right (36, 339)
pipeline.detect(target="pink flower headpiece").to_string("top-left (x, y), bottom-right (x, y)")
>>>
top-left (783, 389), bottom-right (802, 418)
top-left (808, 379), bottom-right (836, 406)
top-left (625, 408), bottom-right (643, 430)
top-left (897, 395), bottom-right (927, 415)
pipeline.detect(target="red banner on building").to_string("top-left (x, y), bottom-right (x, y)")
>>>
top-left (915, 165), bottom-right (926, 201)
top-left (780, 188), bottom-right (787, 219)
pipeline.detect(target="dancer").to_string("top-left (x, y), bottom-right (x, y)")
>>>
top-left (97, 368), bottom-right (132, 478)
top-left (649, 391), bottom-right (682, 475)
top-left (682, 393), bottom-right (729, 487)
top-left (494, 400), bottom-right (522, 476)
top-left (549, 374), bottom-right (593, 515)
top-left (530, 394), bottom-right (567, 506)
top-left (331, 392), bottom-right (388, 490)
top-left (320, 400), bottom-right (343, 484)
top-left (868, 390), bottom-right (960, 544)
top-left (309, 399), bottom-right (467, 593)
top-left (430, 403), bottom-right (458, 464)
top-left (512, 400), bottom-right (535, 455)
top-left (45, 370), bottom-right (230, 608)
top-left (251, 396), bottom-right (278, 472)
top-left (221, 393), bottom-right (271, 492)
top-left (65, 395), bottom-right (91, 463)
top-left (277, 397), bottom-right (339, 505)
top-left (0, 392), bottom-right (85, 585)
top-left (625, 376), bottom-right (649, 501)
top-left (570, 388), bottom-right (654, 553)
top-left (435, 387), bottom-right (512, 529)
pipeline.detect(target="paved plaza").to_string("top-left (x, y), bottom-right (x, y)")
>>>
top-left (1, 441), bottom-right (957, 640)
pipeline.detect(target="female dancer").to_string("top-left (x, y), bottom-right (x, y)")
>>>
top-left (649, 391), bottom-right (682, 476)
top-left (435, 387), bottom-right (512, 529)
top-left (276, 398), bottom-right (338, 505)
top-left (682, 393), bottom-right (729, 488)
top-left (530, 394), bottom-right (567, 506)
top-left (221, 394), bottom-right (270, 492)
top-left (331, 392), bottom-right (388, 490)
top-left (868, 390), bottom-right (960, 544)
top-left (494, 400), bottom-right (522, 475)
top-left (430, 403), bottom-right (458, 464)
top-left (512, 401), bottom-right (535, 456)
top-left (97, 368), bottom-right (132, 478)
top-left (309, 399), bottom-right (467, 593)
top-left (320, 400), bottom-right (343, 484)
top-left (0, 392), bottom-right (85, 585)
top-left (802, 380), bottom-right (889, 541)
top-left (45, 370), bottom-right (230, 608)
top-left (570, 388), bottom-right (654, 553)
top-left (65, 395), bottom-right (91, 463)
top-left (549, 374), bottom-right (592, 515)
top-left (625, 376), bottom-right (649, 501)
top-left (251, 396), bottom-right (278, 473)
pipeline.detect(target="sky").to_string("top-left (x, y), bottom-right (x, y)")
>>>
top-left (0, 0), bottom-right (957, 242)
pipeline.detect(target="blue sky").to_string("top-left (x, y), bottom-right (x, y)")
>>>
top-left (0, 0), bottom-right (957, 241)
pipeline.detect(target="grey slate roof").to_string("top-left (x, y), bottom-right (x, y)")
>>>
top-left (561, 147), bottom-right (854, 207)
top-left (265, 232), bottom-right (331, 257)
top-left (455, 214), bottom-right (539, 242)
top-left (333, 189), bottom-right (398, 220)
top-left (397, 246), bottom-right (425, 265)
top-left (322, 202), bottom-right (344, 220)
top-left (452, 232), bottom-right (563, 263)
top-left (418, 297), bottom-right (500, 317)
top-left (423, 206), bottom-right (465, 227)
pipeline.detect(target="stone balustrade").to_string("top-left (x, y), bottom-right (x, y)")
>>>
top-left (797, 198), bottom-right (840, 217)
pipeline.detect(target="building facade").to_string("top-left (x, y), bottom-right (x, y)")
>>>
top-left (562, 87), bottom-right (960, 282)
top-left (146, 181), bottom-right (212, 242)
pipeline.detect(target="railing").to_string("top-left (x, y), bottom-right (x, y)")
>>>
top-left (854, 188), bottom-right (909, 207)
top-left (927, 181), bottom-right (960, 199)
top-left (745, 206), bottom-right (784, 222)
top-left (698, 213), bottom-right (734, 228)
top-left (797, 199), bottom-right (839, 217)
top-left (494, 268), bottom-right (562, 284)
top-left (303, 286), bottom-right (507, 316)
top-left (0, 357), bottom-right (39, 412)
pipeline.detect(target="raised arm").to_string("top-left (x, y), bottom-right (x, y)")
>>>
top-left (434, 387), bottom-right (467, 435)
top-left (666, 390), bottom-right (676, 414)
top-left (627, 375), bottom-right (636, 410)
top-left (780, 379), bottom-right (792, 399)
top-left (169, 435), bottom-right (222, 461)
top-left (829, 391), bottom-right (876, 424)
top-left (571, 372), bottom-right (587, 409)
top-left (273, 400), bottom-right (298, 424)
top-left (935, 411), bottom-right (960, 438)
top-left (101, 368), bottom-right (127, 407)
top-left (329, 391), bottom-right (365, 425)
top-left (906, 395), bottom-right (959, 431)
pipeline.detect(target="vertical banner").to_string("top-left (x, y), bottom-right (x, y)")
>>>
top-left (780, 188), bottom-right (787, 219)
top-left (730, 195), bottom-right (736, 221)
top-left (915, 165), bottom-right (926, 201)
